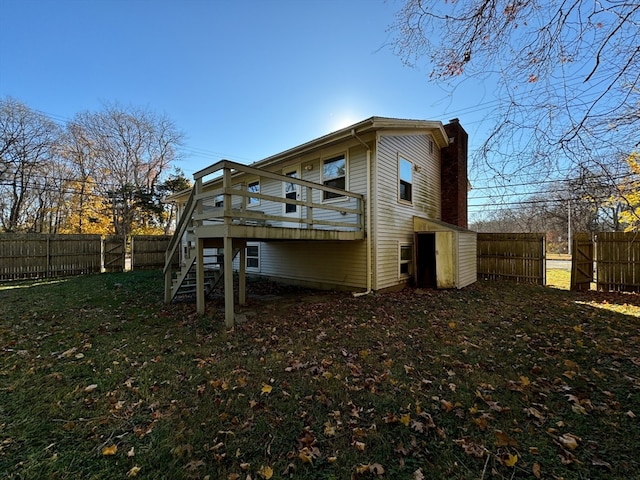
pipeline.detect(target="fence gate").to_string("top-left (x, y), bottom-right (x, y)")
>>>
top-left (103, 235), bottom-right (126, 272)
top-left (570, 233), bottom-right (594, 291)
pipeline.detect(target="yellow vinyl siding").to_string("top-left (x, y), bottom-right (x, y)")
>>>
top-left (374, 133), bottom-right (440, 290)
top-left (239, 140), bottom-right (369, 290)
top-left (258, 241), bottom-right (367, 289)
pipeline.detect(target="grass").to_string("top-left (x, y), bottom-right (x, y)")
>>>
top-left (1, 271), bottom-right (639, 479)
top-left (546, 269), bottom-right (571, 290)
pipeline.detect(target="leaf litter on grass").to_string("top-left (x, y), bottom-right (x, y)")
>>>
top-left (0, 272), bottom-right (638, 479)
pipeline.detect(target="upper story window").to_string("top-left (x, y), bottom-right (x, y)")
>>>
top-left (323, 155), bottom-right (346, 200)
top-left (247, 180), bottom-right (260, 205)
top-left (399, 157), bottom-right (412, 203)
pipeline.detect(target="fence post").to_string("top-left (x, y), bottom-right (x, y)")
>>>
top-left (46, 235), bottom-right (51, 278)
top-left (130, 235), bottom-right (135, 271)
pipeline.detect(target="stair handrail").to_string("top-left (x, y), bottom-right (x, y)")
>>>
top-left (163, 186), bottom-right (196, 275)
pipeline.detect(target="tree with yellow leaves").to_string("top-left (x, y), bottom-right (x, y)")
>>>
top-left (614, 153), bottom-right (640, 232)
top-left (58, 178), bottom-right (112, 234)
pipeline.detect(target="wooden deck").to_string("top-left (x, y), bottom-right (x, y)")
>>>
top-left (197, 223), bottom-right (364, 243)
top-left (164, 160), bottom-right (366, 326)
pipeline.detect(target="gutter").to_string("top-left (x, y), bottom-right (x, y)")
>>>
top-left (351, 128), bottom-right (373, 297)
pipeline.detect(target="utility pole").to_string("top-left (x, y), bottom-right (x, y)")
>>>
top-left (567, 198), bottom-right (572, 255)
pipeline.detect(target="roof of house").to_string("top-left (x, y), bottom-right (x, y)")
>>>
top-left (244, 116), bottom-right (449, 172)
top-left (192, 116), bottom-right (449, 179)
top-left (167, 117), bottom-right (451, 201)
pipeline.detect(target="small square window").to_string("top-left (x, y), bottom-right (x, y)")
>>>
top-left (323, 155), bottom-right (346, 200)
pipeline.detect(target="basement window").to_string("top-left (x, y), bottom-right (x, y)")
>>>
top-left (399, 157), bottom-right (412, 203)
top-left (246, 243), bottom-right (260, 271)
top-left (323, 155), bottom-right (346, 200)
top-left (399, 243), bottom-right (413, 277)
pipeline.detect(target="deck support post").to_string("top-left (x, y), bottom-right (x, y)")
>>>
top-left (164, 265), bottom-right (171, 304)
top-left (239, 246), bottom-right (246, 305)
top-left (224, 235), bottom-right (235, 327)
top-left (196, 237), bottom-right (205, 315)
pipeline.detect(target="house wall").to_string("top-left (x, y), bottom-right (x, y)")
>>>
top-left (231, 140), bottom-right (371, 290)
top-left (170, 123), bottom-right (472, 293)
top-left (226, 140), bottom-right (370, 231)
top-left (373, 132), bottom-right (441, 290)
top-left (256, 240), bottom-right (367, 289)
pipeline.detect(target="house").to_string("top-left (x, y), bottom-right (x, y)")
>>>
top-left (163, 116), bottom-right (477, 326)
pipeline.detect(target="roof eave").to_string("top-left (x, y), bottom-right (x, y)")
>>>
top-left (252, 116), bottom-right (449, 168)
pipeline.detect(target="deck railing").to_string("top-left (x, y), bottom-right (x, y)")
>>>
top-left (191, 160), bottom-right (365, 232)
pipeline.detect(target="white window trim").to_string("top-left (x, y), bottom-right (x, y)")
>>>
top-left (399, 242), bottom-right (413, 279)
top-left (246, 242), bottom-right (260, 273)
top-left (398, 155), bottom-right (413, 205)
top-left (321, 152), bottom-right (348, 203)
top-left (282, 166), bottom-right (301, 216)
top-left (247, 178), bottom-right (260, 207)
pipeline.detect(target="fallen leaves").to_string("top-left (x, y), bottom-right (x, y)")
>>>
top-left (126, 466), bottom-right (141, 477)
top-left (5, 274), bottom-right (640, 480)
top-left (532, 461), bottom-right (541, 478)
top-left (260, 383), bottom-right (273, 395)
top-left (400, 413), bottom-right (411, 426)
top-left (257, 465), bottom-right (273, 479)
top-left (502, 453), bottom-right (518, 467)
top-left (101, 444), bottom-right (117, 456)
top-left (494, 430), bottom-right (518, 447)
top-left (454, 437), bottom-right (486, 458)
top-left (558, 433), bottom-right (581, 450)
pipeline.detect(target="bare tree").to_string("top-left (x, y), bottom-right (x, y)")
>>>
top-left (0, 97), bottom-right (61, 232)
top-left (71, 103), bottom-right (184, 236)
top-left (393, 0), bottom-right (639, 184)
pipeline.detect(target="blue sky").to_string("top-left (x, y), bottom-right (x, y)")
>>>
top-left (0, 0), bottom-right (496, 216)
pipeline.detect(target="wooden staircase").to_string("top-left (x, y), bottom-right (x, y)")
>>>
top-left (169, 246), bottom-right (240, 301)
top-left (163, 181), bottom-right (245, 306)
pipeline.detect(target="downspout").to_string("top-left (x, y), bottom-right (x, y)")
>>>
top-left (351, 129), bottom-right (372, 297)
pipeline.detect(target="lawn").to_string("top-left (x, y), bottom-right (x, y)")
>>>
top-left (1, 271), bottom-right (639, 479)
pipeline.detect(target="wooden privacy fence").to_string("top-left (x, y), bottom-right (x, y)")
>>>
top-left (0, 234), bottom-right (102, 280)
top-left (0, 234), bottom-right (174, 280)
top-left (595, 232), bottom-right (640, 292)
top-left (131, 235), bottom-right (175, 270)
top-left (477, 233), bottom-right (546, 284)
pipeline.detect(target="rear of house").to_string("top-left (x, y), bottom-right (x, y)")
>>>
top-left (164, 116), bottom-right (476, 322)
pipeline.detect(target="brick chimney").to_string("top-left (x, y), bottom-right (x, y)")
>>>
top-left (441, 118), bottom-right (469, 229)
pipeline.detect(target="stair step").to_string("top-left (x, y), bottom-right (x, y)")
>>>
top-left (168, 248), bottom-right (239, 302)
